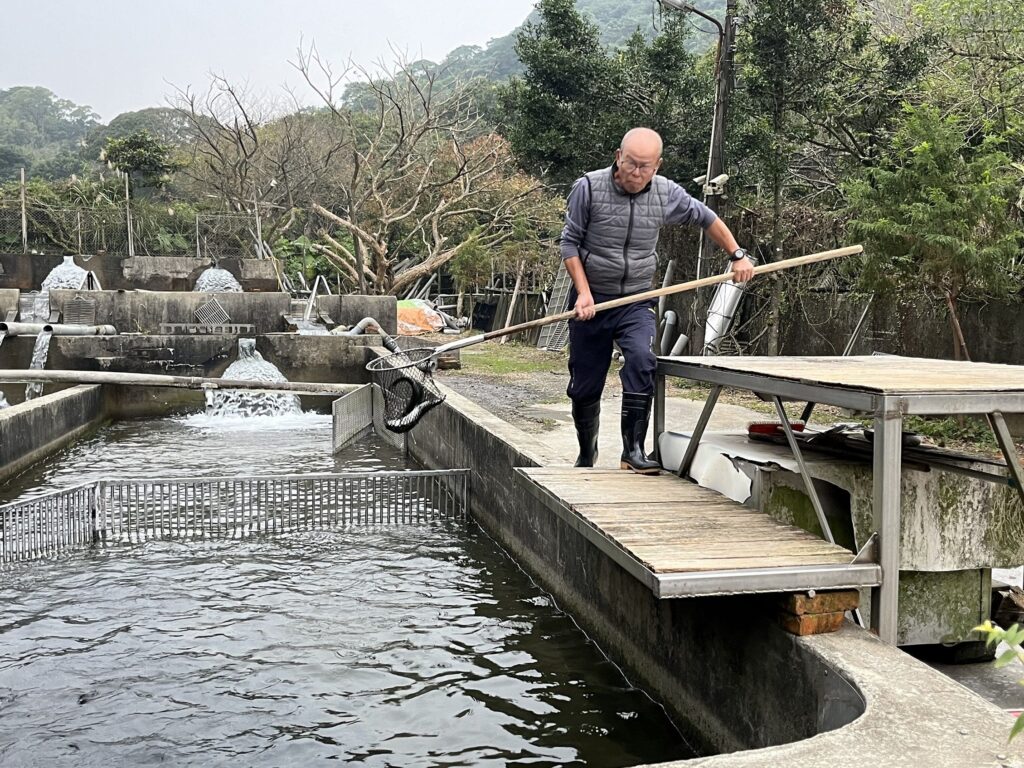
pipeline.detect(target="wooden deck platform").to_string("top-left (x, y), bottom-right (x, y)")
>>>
top-left (517, 467), bottom-right (882, 598)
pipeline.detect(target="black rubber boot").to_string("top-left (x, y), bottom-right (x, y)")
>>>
top-left (620, 393), bottom-right (661, 474)
top-left (572, 399), bottom-right (601, 468)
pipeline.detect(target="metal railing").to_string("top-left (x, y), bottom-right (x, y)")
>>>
top-left (0, 469), bottom-right (469, 563)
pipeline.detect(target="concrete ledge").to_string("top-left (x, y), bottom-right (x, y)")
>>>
top-left (0, 385), bottom-right (106, 483)
top-left (257, 334), bottom-right (379, 388)
top-left (315, 295), bottom-right (398, 336)
top-left (405, 382), bottom-right (1024, 765)
top-left (680, 627), bottom-right (1021, 767)
top-left (48, 290), bottom-right (291, 335)
top-left (0, 254), bottom-right (277, 292)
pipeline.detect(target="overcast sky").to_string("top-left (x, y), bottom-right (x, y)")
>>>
top-left (1, 1), bottom-right (537, 121)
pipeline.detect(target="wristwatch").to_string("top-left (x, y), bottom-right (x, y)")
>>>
top-left (729, 248), bottom-right (749, 262)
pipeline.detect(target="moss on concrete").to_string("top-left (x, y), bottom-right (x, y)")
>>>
top-left (898, 570), bottom-right (990, 646)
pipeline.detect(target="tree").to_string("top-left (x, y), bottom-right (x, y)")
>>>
top-left (298, 50), bottom-right (559, 296)
top-left (0, 86), bottom-right (99, 181)
top-left (103, 130), bottom-right (179, 192)
top-left (498, 0), bottom-right (708, 188)
top-left (914, 0), bottom-right (1024, 145)
top-left (498, 0), bottom-right (620, 187)
top-left (735, 0), bottom-right (860, 352)
top-left (0, 86), bottom-right (98, 150)
top-left (846, 104), bottom-right (1024, 359)
top-left (0, 145), bottom-right (31, 179)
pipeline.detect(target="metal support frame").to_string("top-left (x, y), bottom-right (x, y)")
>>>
top-left (771, 396), bottom-right (836, 545)
top-left (988, 411), bottom-right (1024, 509)
top-left (654, 356), bottom-right (1024, 645)
top-left (799, 401), bottom-right (816, 424)
top-left (676, 385), bottom-right (722, 479)
top-left (871, 405), bottom-right (903, 645)
top-left (654, 374), bottom-right (666, 462)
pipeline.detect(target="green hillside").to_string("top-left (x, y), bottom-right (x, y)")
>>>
top-left (441, 0), bottom-right (724, 80)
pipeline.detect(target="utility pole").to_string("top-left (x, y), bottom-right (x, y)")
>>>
top-left (655, 0), bottom-right (739, 352)
top-left (20, 167), bottom-right (28, 254)
top-left (124, 173), bottom-right (135, 258)
top-left (691, 0), bottom-right (738, 352)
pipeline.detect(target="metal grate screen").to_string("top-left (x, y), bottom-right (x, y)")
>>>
top-left (1, 469), bottom-right (469, 564)
top-left (194, 298), bottom-right (231, 326)
top-left (64, 294), bottom-right (98, 325)
top-left (537, 264), bottom-right (572, 352)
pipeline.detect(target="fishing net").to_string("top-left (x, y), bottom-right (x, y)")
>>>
top-left (365, 347), bottom-right (446, 433)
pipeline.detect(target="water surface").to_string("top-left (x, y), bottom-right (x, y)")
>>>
top-left (0, 416), bottom-right (696, 766)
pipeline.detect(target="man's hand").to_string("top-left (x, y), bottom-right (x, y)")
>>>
top-left (730, 257), bottom-right (755, 283)
top-left (574, 291), bottom-right (596, 321)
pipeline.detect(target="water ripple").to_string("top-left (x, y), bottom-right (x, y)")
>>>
top-left (0, 524), bottom-right (693, 767)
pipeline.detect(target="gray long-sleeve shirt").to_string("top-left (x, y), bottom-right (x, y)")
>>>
top-left (558, 173), bottom-right (717, 262)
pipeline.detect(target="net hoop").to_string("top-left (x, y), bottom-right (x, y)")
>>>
top-left (366, 347), bottom-right (437, 373)
top-left (365, 346), bottom-right (445, 433)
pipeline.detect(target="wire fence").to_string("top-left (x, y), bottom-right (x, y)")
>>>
top-left (0, 199), bottom-right (266, 259)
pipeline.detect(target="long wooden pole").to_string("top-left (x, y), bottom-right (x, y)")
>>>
top-left (439, 244), bottom-right (863, 352)
top-left (0, 369), bottom-right (360, 396)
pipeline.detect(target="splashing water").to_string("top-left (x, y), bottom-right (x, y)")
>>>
top-left (41, 256), bottom-right (88, 293)
top-left (19, 257), bottom-right (88, 324)
top-left (20, 293), bottom-right (51, 324)
top-left (24, 331), bottom-right (52, 401)
top-left (195, 267), bottom-right (243, 292)
top-left (294, 318), bottom-right (330, 335)
top-left (205, 339), bottom-right (301, 417)
top-left (0, 391), bottom-right (9, 409)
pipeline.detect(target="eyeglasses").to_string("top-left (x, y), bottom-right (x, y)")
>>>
top-left (618, 154), bottom-right (659, 174)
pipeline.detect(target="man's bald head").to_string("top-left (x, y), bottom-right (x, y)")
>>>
top-left (614, 127), bottom-right (663, 193)
top-left (620, 127), bottom-right (663, 158)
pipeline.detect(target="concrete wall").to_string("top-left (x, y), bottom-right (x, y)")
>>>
top-left (0, 288), bottom-right (18, 319)
top-left (404, 387), bottom-right (858, 754)
top-left (757, 452), bottom-right (1024, 645)
top-left (315, 294), bottom-right (398, 335)
top-left (0, 385), bottom-right (106, 483)
top-left (0, 254), bottom-right (278, 292)
top-left (403, 383), bottom-right (1022, 765)
top-left (48, 290), bottom-right (291, 335)
top-left (256, 334), bottom-right (376, 387)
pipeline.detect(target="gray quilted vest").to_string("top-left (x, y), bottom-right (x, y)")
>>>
top-left (580, 166), bottom-right (671, 296)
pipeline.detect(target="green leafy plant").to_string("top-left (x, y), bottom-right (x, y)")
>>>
top-left (974, 620), bottom-right (1024, 741)
top-left (847, 104), bottom-right (1024, 360)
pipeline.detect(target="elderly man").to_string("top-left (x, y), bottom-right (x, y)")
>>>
top-left (559, 127), bottom-right (754, 474)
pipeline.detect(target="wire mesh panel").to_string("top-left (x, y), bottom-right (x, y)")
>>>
top-left (333, 384), bottom-right (374, 453)
top-left (197, 213), bottom-right (260, 260)
top-left (133, 208), bottom-right (196, 256)
top-left (21, 206), bottom-right (132, 256)
top-left (97, 470), bottom-right (469, 543)
top-left (0, 200), bottom-right (22, 251)
top-left (0, 470), bottom-right (469, 563)
top-left (64, 294), bottom-right (98, 325)
top-left (0, 485), bottom-right (98, 563)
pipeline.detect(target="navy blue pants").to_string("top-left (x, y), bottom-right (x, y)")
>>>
top-left (566, 290), bottom-right (658, 404)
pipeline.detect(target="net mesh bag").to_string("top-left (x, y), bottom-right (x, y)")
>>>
top-left (365, 347), bottom-right (446, 433)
